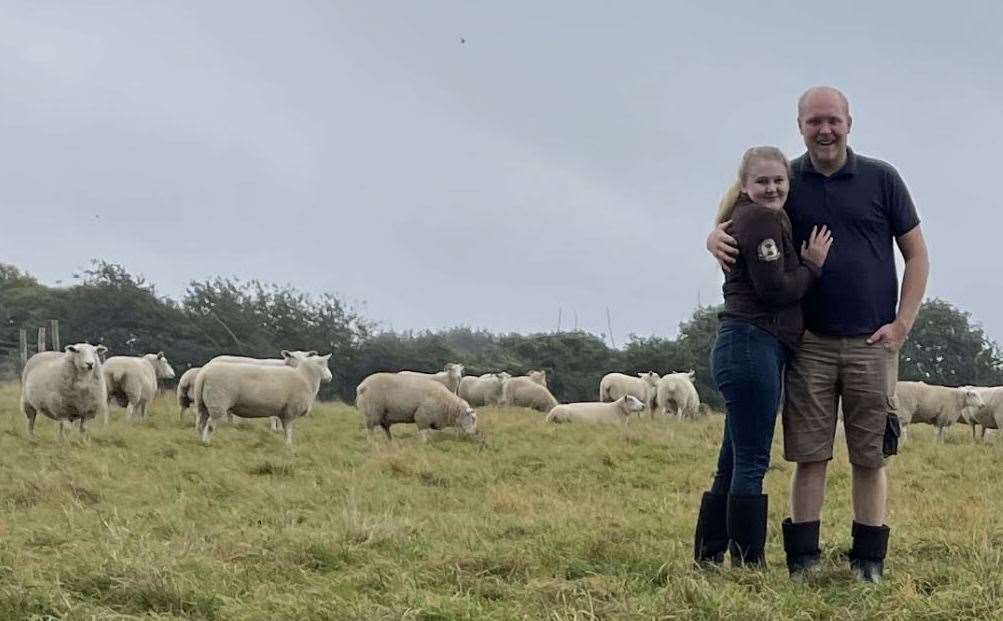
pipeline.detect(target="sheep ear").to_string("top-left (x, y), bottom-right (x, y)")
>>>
top-left (65, 345), bottom-right (78, 353)
top-left (281, 350), bottom-right (292, 359)
top-left (157, 351), bottom-right (165, 359)
top-left (96, 345), bottom-right (108, 355)
top-left (308, 350), bottom-right (318, 356)
top-left (321, 354), bottom-right (332, 362)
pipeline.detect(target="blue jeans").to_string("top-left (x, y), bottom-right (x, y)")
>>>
top-left (709, 320), bottom-right (788, 496)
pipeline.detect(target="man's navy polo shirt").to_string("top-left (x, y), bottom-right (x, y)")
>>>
top-left (784, 148), bottom-right (920, 337)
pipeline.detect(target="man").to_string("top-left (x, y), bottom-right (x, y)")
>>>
top-left (706, 86), bottom-right (929, 582)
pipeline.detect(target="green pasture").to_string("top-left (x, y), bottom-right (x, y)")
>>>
top-left (0, 383), bottom-right (999, 619)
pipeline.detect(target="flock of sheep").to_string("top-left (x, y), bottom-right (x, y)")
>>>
top-left (17, 344), bottom-right (1002, 446)
top-left (16, 346), bottom-right (705, 445)
top-left (895, 381), bottom-right (1003, 443)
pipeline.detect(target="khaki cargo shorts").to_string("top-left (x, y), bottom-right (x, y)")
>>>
top-left (782, 330), bottom-right (898, 468)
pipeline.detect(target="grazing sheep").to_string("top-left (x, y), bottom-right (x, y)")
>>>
top-left (458, 373), bottom-right (506, 407)
top-left (599, 372), bottom-right (660, 413)
top-left (103, 352), bottom-right (176, 423)
top-left (656, 371), bottom-right (700, 419)
top-left (194, 351), bottom-right (333, 445)
top-left (546, 395), bottom-right (645, 425)
top-left (501, 376), bottom-right (559, 413)
top-left (356, 372), bottom-right (478, 441)
top-left (176, 366), bottom-right (201, 420)
top-left (20, 343), bottom-right (109, 437)
top-left (959, 386), bottom-right (1003, 442)
top-left (399, 363), bottom-right (465, 394)
top-left (895, 381), bottom-right (984, 443)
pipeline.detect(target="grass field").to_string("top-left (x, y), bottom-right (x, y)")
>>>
top-left (1, 382), bottom-right (1001, 620)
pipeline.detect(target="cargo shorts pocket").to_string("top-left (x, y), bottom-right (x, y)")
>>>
top-left (882, 395), bottom-right (901, 458)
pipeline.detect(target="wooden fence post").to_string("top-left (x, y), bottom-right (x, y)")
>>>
top-left (19, 329), bottom-right (28, 378)
top-left (50, 319), bottom-right (60, 351)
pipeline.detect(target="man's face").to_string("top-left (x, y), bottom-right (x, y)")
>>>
top-left (798, 92), bottom-right (852, 170)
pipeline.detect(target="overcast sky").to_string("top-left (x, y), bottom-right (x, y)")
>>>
top-left (2, 2), bottom-right (1000, 346)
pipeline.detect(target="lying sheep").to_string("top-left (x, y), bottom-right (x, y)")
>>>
top-left (656, 371), bottom-right (700, 419)
top-left (959, 386), bottom-right (1003, 442)
top-left (194, 351), bottom-right (333, 445)
top-left (21, 343), bottom-right (109, 437)
top-left (546, 395), bottom-right (645, 425)
top-left (356, 372), bottom-right (478, 441)
top-left (458, 373), bottom-right (506, 407)
top-left (103, 352), bottom-right (176, 422)
top-left (599, 372), bottom-right (659, 414)
top-left (176, 366), bottom-right (201, 420)
top-left (501, 375), bottom-right (559, 412)
top-left (399, 363), bottom-right (464, 394)
top-left (895, 381), bottom-right (984, 442)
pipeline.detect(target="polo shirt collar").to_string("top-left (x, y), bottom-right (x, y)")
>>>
top-left (799, 147), bottom-right (857, 178)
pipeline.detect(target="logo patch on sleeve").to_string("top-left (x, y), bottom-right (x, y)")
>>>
top-left (757, 239), bottom-right (780, 262)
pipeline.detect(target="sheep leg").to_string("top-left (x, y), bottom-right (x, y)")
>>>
top-left (200, 407), bottom-right (225, 444)
top-left (936, 425), bottom-right (945, 443)
top-left (282, 419), bottom-right (294, 445)
top-left (58, 420), bottom-right (67, 440)
top-left (381, 423), bottom-right (392, 441)
top-left (418, 428), bottom-right (431, 443)
top-left (23, 403), bottom-right (38, 437)
top-left (271, 417), bottom-right (281, 432)
top-left (125, 402), bottom-right (135, 422)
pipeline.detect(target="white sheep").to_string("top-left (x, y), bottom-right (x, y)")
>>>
top-left (501, 375), bottom-right (559, 412)
top-left (399, 363), bottom-right (465, 394)
top-left (546, 395), bottom-right (645, 425)
top-left (201, 352), bottom-right (322, 430)
top-left (895, 381), bottom-right (984, 442)
top-left (20, 343), bottom-right (109, 437)
top-left (194, 351), bottom-right (333, 445)
top-left (356, 372), bottom-right (478, 441)
top-left (458, 373), bottom-right (506, 407)
top-left (958, 385), bottom-right (1003, 442)
top-left (656, 371), bottom-right (700, 419)
top-left (103, 352), bottom-right (176, 423)
top-left (176, 366), bottom-right (201, 420)
top-left (599, 372), bottom-right (660, 414)
top-left (524, 369), bottom-right (547, 387)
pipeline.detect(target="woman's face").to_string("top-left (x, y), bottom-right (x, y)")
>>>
top-left (742, 158), bottom-right (788, 210)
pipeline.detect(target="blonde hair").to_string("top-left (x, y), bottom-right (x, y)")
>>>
top-left (715, 146), bottom-right (791, 224)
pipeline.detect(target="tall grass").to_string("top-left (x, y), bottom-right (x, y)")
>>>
top-left (0, 382), bottom-right (1000, 619)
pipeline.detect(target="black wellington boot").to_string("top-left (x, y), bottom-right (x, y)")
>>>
top-left (848, 521), bottom-right (890, 583)
top-left (693, 492), bottom-right (729, 566)
top-left (727, 494), bottom-right (768, 567)
top-left (782, 518), bottom-right (821, 580)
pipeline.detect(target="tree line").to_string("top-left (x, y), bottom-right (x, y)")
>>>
top-left (2, 261), bottom-right (1001, 407)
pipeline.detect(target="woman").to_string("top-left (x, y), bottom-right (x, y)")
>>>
top-left (693, 146), bottom-right (832, 567)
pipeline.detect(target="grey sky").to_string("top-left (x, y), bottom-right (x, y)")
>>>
top-left (2, 2), bottom-right (1001, 345)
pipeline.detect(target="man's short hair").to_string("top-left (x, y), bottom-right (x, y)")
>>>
top-left (797, 86), bottom-right (850, 119)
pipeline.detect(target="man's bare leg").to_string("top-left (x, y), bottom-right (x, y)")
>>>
top-left (851, 464), bottom-right (887, 526)
top-left (791, 461), bottom-right (828, 522)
